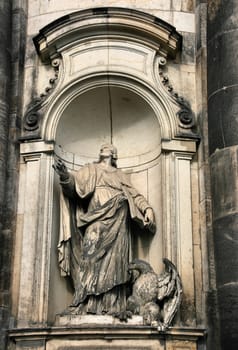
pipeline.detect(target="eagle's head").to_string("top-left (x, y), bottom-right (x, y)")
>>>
top-left (128, 259), bottom-right (154, 274)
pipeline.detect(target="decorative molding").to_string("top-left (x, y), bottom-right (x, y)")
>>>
top-left (9, 325), bottom-right (206, 340)
top-left (43, 74), bottom-right (174, 142)
top-left (22, 153), bottom-right (42, 163)
top-left (173, 152), bottom-right (196, 324)
top-left (22, 58), bottom-right (60, 137)
top-left (9, 326), bottom-right (205, 350)
top-left (33, 7), bottom-right (182, 63)
top-left (161, 140), bottom-right (196, 153)
top-left (20, 141), bottom-right (54, 156)
top-left (30, 8), bottom-right (185, 143)
top-left (158, 61), bottom-right (195, 130)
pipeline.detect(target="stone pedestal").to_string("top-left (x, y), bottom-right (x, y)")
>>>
top-left (55, 315), bottom-right (144, 327)
top-left (9, 321), bottom-right (205, 350)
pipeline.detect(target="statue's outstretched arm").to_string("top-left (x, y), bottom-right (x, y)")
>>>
top-left (53, 158), bottom-right (76, 198)
top-left (53, 158), bottom-right (69, 181)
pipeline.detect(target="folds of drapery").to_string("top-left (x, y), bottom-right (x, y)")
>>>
top-left (57, 163), bottom-right (154, 294)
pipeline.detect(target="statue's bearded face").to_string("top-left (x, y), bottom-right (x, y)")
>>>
top-left (99, 144), bottom-right (118, 160)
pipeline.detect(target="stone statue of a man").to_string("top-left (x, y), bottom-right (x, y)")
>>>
top-left (53, 144), bottom-right (156, 316)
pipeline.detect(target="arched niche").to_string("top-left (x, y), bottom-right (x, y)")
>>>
top-left (15, 7), bottom-right (199, 328)
top-left (48, 83), bottom-right (164, 319)
top-left (55, 85), bottom-right (161, 169)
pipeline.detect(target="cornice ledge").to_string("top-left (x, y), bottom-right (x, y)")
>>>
top-left (33, 7), bottom-right (182, 63)
top-left (8, 325), bottom-right (206, 340)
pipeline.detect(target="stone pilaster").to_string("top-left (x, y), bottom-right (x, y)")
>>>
top-left (207, 1), bottom-right (238, 349)
top-left (0, 1), bottom-right (27, 349)
top-left (0, 2), bottom-right (12, 226)
top-left (196, 2), bottom-right (220, 349)
top-left (0, 1), bottom-right (13, 349)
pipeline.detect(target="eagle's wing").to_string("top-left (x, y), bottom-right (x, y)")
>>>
top-left (157, 258), bottom-right (183, 328)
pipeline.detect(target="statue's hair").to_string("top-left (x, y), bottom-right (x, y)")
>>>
top-left (97, 143), bottom-right (118, 168)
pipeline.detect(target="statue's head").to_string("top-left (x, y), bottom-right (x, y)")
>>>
top-left (99, 144), bottom-right (118, 160)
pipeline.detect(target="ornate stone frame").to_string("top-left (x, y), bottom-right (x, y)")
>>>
top-left (12, 8), bottom-right (201, 348)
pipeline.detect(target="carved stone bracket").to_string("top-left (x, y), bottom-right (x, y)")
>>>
top-left (158, 58), bottom-right (196, 132)
top-left (22, 58), bottom-right (60, 138)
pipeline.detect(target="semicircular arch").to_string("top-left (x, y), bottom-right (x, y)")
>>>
top-left (43, 73), bottom-right (176, 143)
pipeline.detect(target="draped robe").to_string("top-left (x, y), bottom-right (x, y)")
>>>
top-left (58, 162), bottom-right (154, 314)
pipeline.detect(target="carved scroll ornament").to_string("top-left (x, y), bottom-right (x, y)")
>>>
top-left (23, 58), bottom-right (60, 135)
top-left (157, 56), bottom-right (196, 134)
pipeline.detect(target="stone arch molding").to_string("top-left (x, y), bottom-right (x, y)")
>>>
top-left (23, 7), bottom-right (198, 145)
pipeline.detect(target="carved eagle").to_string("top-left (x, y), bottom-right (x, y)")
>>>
top-left (127, 258), bottom-right (182, 330)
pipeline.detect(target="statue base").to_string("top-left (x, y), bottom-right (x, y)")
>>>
top-left (9, 323), bottom-right (205, 350)
top-left (55, 314), bottom-right (144, 327)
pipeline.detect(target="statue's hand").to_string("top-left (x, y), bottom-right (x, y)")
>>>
top-left (144, 208), bottom-right (156, 233)
top-left (53, 159), bottom-right (69, 181)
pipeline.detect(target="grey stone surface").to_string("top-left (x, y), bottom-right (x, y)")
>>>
top-left (208, 86), bottom-right (238, 153)
top-left (210, 147), bottom-right (238, 220)
top-left (0, 1), bottom-right (27, 349)
top-left (195, 3), bottom-right (207, 51)
top-left (0, 1), bottom-right (13, 348)
top-left (213, 213), bottom-right (238, 349)
top-left (207, 30), bottom-right (238, 98)
top-left (207, 0), bottom-right (238, 40)
top-left (208, 5), bottom-right (238, 347)
top-left (181, 32), bottom-right (196, 63)
top-left (209, 147), bottom-right (238, 349)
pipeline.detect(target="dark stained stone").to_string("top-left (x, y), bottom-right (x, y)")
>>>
top-left (207, 0), bottom-right (238, 40)
top-left (208, 87), bottom-right (238, 155)
top-left (214, 214), bottom-right (238, 350)
top-left (207, 29), bottom-right (238, 98)
top-left (181, 32), bottom-right (195, 64)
